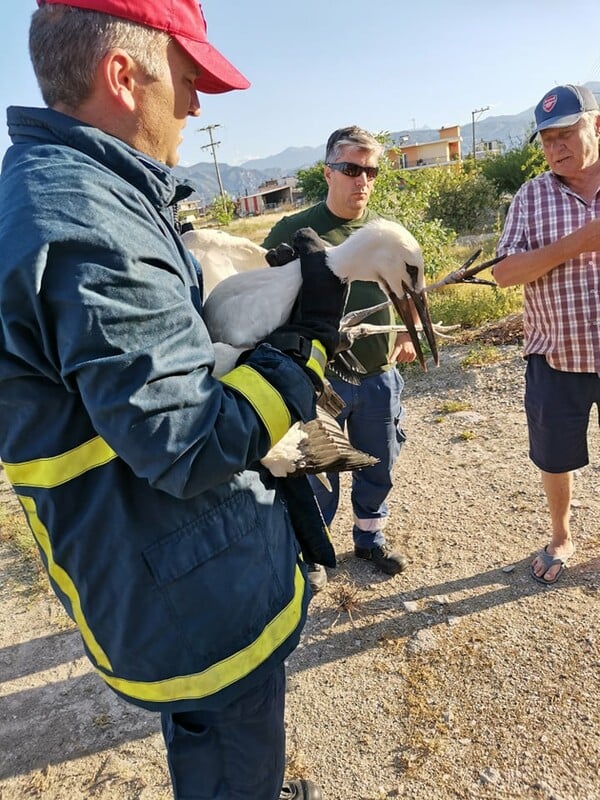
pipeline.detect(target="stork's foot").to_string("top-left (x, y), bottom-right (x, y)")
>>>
top-left (354, 543), bottom-right (407, 575)
top-left (306, 562), bottom-right (328, 593)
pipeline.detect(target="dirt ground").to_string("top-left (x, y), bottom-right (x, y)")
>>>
top-left (1, 336), bottom-right (599, 800)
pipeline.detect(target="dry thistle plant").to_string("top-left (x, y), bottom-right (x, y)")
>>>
top-left (329, 579), bottom-right (361, 627)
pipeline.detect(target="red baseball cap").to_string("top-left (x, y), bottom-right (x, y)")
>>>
top-left (36, 0), bottom-right (250, 94)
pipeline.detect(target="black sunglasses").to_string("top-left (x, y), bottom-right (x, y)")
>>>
top-left (326, 161), bottom-right (379, 180)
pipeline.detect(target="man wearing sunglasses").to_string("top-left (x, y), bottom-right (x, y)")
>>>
top-left (263, 126), bottom-right (417, 592)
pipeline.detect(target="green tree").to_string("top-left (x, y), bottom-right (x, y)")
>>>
top-left (417, 164), bottom-right (498, 235)
top-left (296, 161), bottom-right (327, 202)
top-left (208, 194), bottom-right (236, 226)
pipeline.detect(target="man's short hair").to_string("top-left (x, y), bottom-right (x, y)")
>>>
top-left (30, 5), bottom-right (170, 109)
top-left (325, 126), bottom-right (383, 163)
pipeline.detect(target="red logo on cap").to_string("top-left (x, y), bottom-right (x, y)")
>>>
top-left (543, 94), bottom-right (558, 113)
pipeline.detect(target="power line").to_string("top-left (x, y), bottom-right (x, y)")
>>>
top-left (471, 106), bottom-right (490, 160)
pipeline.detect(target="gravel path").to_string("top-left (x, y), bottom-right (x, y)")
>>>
top-left (1, 342), bottom-right (599, 800)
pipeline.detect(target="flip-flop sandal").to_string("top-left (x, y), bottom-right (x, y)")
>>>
top-left (530, 545), bottom-right (573, 585)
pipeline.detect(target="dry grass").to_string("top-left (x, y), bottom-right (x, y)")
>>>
top-left (221, 210), bottom-right (289, 244)
top-left (436, 399), bottom-right (472, 415)
top-left (329, 577), bottom-right (362, 626)
top-left (460, 343), bottom-right (506, 367)
top-left (0, 491), bottom-right (47, 594)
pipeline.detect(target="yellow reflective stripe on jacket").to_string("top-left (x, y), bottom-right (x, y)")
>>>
top-left (99, 564), bottom-right (305, 703)
top-left (305, 339), bottom-right (327, 383)
top-left (17, 494), bottom-right (112, 671)
top-left (3, 436), bottom-right (117, 488)
top-left (220, 364), bottom-right (291, 446)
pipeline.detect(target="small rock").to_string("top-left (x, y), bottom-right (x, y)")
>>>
top-left (502, 564), bottom-right (515, 573)
top-left (480, 766), bottom-right (501, 785)
top-left (533, 780), bottom-right (567, 800)
top-left (403, 600), bottom-right (419, 612)
top-left (406, 629), bottom-right (437, 655)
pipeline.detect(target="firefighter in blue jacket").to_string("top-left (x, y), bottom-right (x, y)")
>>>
top-left (0, 3), bottom-right (345, 799)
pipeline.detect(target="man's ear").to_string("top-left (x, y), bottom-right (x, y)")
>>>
top-left (101, 48), bottom-right (138, 112)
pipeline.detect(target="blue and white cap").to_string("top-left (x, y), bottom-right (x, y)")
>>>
top-left (529, 84), bottom-right (599, 142)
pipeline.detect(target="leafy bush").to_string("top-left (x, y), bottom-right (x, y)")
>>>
top-left (429, 281), bottom-right (523, 329)
top-left (208, 195), bottom-right (236, 226)
top-left (422, 166), bottom-right (498, 235)
top-left (480, 140), bottom-right (548, 195)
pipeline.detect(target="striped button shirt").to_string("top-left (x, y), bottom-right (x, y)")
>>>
top-left (497, 170), bottom-right (600, 373)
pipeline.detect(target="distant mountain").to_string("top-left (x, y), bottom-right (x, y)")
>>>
top-left (173, 162), bottom-right (285, 204)
top-left (241, 145), bottom-right (324, 172)
top-left (177, 82), bottom-right (600, 202)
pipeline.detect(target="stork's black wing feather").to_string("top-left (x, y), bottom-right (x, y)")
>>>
top-left (295, 409), bottom-right (379, 475)
top-left (325, 350), bottom-right (366, 386)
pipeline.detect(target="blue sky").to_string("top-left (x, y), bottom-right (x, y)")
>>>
top-left (2, 0), bottom-right (600, 167)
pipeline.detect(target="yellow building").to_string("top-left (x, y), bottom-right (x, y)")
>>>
top-left (387, 125), bottom-right (461, 169)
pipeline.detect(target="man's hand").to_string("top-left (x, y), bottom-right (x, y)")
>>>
top-left (390, 331), bottom-right (417, 364)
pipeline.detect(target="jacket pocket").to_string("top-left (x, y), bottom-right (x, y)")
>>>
top-left (142, 487), bottom-right (298, 664)
top-left (143, 489), bottom-right (259, 587)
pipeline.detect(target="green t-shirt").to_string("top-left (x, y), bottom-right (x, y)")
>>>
top-left (262, 202), bottom-right (395, 376)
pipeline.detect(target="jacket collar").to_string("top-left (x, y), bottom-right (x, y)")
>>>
top-left (6, 106), bottom-right (195, 208)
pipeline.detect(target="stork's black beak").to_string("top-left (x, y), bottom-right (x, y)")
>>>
top-left (388, 283), bottom-right (439, 370)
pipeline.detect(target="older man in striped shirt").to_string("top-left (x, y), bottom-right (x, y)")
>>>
top-left (494, 84), bottom-right (600, 584)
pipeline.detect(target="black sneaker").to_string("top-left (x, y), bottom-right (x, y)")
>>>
top-left (306, 563), bottom-right (327, 593)
top-left (280, 779), bottom-right (323, 800)
top-left (354, 543), bottom-right (407, 575)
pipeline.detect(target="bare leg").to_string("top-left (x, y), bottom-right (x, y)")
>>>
top-left (531, 470), bottom-right (576, 582)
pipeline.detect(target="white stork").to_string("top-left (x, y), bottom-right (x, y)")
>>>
top-left (197, 219), bottom-right (438, 373)
top-left (182, 227), bottom-right (267, 297)
top-left (182, 220), bottom-right (440, 479)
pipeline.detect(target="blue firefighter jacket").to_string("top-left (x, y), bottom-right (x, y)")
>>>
top-left (0, 106), bottom-right (322, 712)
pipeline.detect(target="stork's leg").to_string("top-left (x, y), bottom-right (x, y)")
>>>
top-left (340, 300), bottom-right (392, 329)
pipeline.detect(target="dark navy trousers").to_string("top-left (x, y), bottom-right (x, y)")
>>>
top-left (161, 664), bottom-right (286, 799)
top-left (309, 368), bottom-right (406, 548)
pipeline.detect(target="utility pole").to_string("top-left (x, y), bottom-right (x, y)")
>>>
top-left (198, 124), bottom-right (225, 201)
top-left (471, 106), bottom-right (490, 163)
